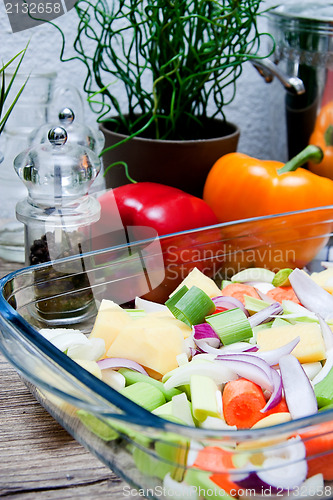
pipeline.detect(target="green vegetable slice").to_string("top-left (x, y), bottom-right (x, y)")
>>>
top-left (190, 374), bottom-right (222, 422)
top-left (120, 382), bottom-right (166, 411)
top-left (314, 366), bottom-right (333, 408)
top-left (272, 268), bottom-right (293, 287)
top-left (119, 368), bottom-right (181, 401)
top-left (244, 295), bottom-right (272, 313)
top-left (206, 308), bottom-right (253, 345)
top-left (166, 286), bottom-right (215, 327)
top-left (231, 267), bottom-right (275, 283)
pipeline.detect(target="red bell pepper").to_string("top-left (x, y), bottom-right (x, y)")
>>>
top-left (92, 182), bottom-right (219, 302)
top-left (97, 182), bottom-right (218, 237)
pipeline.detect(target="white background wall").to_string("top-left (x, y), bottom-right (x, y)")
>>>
top-left (0, 1), bottom-right (286, 162)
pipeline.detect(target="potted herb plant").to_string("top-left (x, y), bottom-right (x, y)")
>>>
top-left (58, 0), bottom-right (271, 196)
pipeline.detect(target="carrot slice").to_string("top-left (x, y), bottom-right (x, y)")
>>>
top-left (266, 286), bottom-right (301, 305)
top-left (222, 378), bottom-right (267, 429)
top-left (192, 446), bottom-right (234, 472)
top-left (222, 379), bottom-right (288, 429)
top-left (210, 473), bottom-right (241, 497)
top-left (299, 421), bottom-right (333, 480)
top-left (222, 283), bottom-right (260, 305)
top-left (193, 446), bottom-right (240, 496)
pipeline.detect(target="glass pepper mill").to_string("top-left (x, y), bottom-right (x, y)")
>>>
top-left (14, 126), bottom-right (101, 323)
top-left (28, 107), bottom-right (105, 154)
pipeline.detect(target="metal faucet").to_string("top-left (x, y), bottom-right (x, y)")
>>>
top-left (251, 58), bottom-right (305, 95)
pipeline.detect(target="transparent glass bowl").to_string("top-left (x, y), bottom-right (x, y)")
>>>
top-left (1, 206), bottom-right (333, 498)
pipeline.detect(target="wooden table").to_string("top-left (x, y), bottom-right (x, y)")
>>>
top-left (0, 258), bottom-right (129, 498)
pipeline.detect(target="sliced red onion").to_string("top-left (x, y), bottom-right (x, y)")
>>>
top-left (258, 438), bottom-right (307, 489)
top-left (193, 339), bottom-right (258, 356)
top-left (163, 361), bottom-right (238, 389)
top-left (193, 323), bottom-right (220, 348)
top-left (255, 288), bottom-right (275, 304)
top-left (317, 314), bottom-right (333, 351)
top-left (135, 296), bottom-right (169, 314)
top-left (248, 302), bottom-right (283, 328)
top-left (246, 281), bottom-right (275, 294)
top-left (234, 437), bottom-right (307, 491)
top-left (97, 357), bottom-right (148, 375)
top-left (261, 368), bottom-right (282, 412)
top-left (279, 354), bottom-right (318, 419)
top-left (251, 336), bottom-right (300, 366)
top-left (217, 353), bottom-right (283, 409)
top-left (212, 295), bottom-right (249, 317)
top-left (312, 348), bottom-right (333, 385)
top-left (216, 353), bottom-right (275, 391)
top-left (289, 268), bottom-right (333, 319)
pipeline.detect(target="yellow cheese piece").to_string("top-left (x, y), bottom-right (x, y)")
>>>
top-left (257, 323), bottom-right (326, 363)
top-left (106, 317), bottom-right (184, 377)
top-left (170, 267), bottom-right (221, 299)
top-left (89, 299), bottom-right (132, 352)
top-left (311, 268), bottom-right (333, 294)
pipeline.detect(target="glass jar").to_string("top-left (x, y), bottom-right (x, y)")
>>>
top-left (14, 126), bottom-right (101, 323)
top-left (267, 1), bottom-right (333, 160)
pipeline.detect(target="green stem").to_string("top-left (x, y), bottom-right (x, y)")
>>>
top-left (277, 145), bottom-right (323, 175)
top-left (103, 161), bottom-right (137, 184)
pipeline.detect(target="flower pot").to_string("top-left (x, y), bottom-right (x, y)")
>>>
top-left (100, 119), bottom-right (240, 198)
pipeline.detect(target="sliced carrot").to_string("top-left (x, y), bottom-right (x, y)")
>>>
top-left (266, 286), bottom-right (301, 305)
top-left (264, 397), bottom-right (289, 416)
top-left (222, 283), bottom-right (260, 305)
top-left (192, 446), bottom-right (234, 472)
top-left (222, 379), bottom-right (289, 429)
top-left (192, 446), bottom-right (240, 496)
top-left (222, 378), bottom-right (267, 429)
top-left (299, 421), bottom-right (333, 480)
top-left (210, 473), bottom-right (241, 497)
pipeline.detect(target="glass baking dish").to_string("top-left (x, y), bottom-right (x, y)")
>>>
top-left (1, 206), bottom-right (333, 499)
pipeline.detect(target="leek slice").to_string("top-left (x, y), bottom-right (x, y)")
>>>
top-left (231, 268), bottom-right (275, 283)
top-left (166, 286), bottom-right (215, 327)
top-left (120, 382), bottom-right (166, 411)
top-left (244, 295), bottom-right (272, 313)
top-left (119, 368), bottom-right (181, 401)
top-left (190, 374), bottom-right (222, 422)
top-left (206, 308), bottom-right (253, 345)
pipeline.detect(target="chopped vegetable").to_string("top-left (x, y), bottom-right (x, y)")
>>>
top-left (279, 354), bottom-right (318, 419)
top-left (231, 268), bottom-right (275, 284)
top-left (206, 308), bottom-right (252, 345)
top-left (266, 286), bottom-right (301, 305)
top-left (166, 286), bottom-right (215, 327)
top-left (289, 268), bottom-right (333, 318)
top-left (314, 366), bottom-right (333, 408)
top-left (190, 374), bottom-right (222, 422)
top-left (221, 283), bottom-right (260, 305)
top-left (300, 421), bottom-right (333, 480)
top-left (272, 268), bottom-right (293, 287)
top-left (120, 382), bottom-right (166, 411)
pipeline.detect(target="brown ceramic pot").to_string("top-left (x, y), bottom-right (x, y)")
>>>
top-left (99, 118), bottom-right (240, 198)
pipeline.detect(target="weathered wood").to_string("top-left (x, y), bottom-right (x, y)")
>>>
top-left (0, 259), bottom-right (130, 499)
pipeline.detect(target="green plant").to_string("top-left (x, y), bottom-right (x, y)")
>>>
top-left (59, 0), bottom-right (272, 141)
top-left (0, 44), bottom-right (29, 135)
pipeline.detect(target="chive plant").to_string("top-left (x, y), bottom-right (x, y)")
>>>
top-left (58, 0), bottom-right (272, 141)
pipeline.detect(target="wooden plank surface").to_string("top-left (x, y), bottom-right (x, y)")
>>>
top-left (0, 258), bottom-right (130, 498)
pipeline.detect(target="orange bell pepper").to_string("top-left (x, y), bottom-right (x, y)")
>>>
top-left (203, 146), bottom-right (333, 273)
top-left (308, 102), bottom-right (333, 179)
top-left (203, 145), bottom-right (333, 223)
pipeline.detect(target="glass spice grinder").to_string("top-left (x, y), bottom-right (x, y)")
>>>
top-left (13, 126), bottom-right (101, 323)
